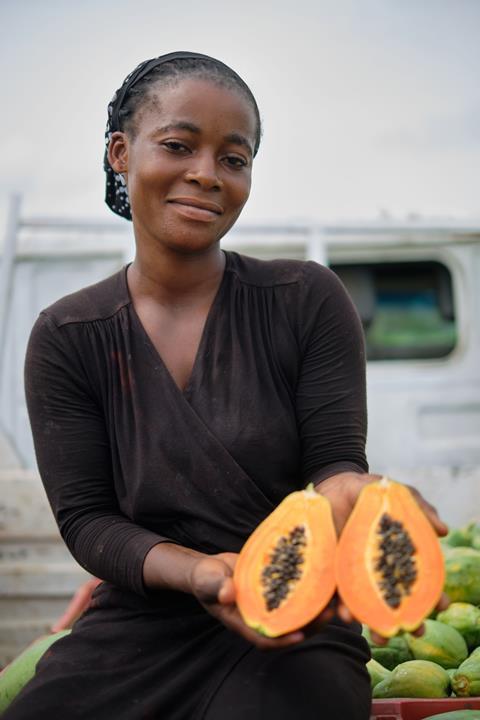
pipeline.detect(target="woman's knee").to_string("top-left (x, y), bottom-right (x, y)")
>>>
top-left (260, 641), bottom-right (371, 719)
top-left (205, 633), bottom-right (371, 720)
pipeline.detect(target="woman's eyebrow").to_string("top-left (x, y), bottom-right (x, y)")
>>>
top-left (151, 123), bottom-right (253, 155)
top-left (152, 121), bottom-right (200, 135)
top-left (225, 132), bottom-right (253, 155)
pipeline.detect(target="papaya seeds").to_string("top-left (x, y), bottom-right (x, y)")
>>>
top-left (336, 477), bottom-right (445, 637)
top-left (234, 484), bottom-right (337, 637)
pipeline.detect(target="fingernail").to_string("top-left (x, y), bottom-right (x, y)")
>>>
top-left (289, 632), bottom-right (304, 643)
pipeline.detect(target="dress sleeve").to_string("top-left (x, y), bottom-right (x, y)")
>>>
top-left (24, 312), bottom-right (173, 597)
top-left (295, 262), bottom-right (369, 485)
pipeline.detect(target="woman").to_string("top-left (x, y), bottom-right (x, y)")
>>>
top-left (4, 52), bottom-right (447, 719)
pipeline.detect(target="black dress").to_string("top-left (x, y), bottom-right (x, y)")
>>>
top-left (4, 251), bottom-right (371, 720)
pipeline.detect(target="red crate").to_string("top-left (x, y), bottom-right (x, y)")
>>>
top-left (371, 697), bottom-right (480, 720)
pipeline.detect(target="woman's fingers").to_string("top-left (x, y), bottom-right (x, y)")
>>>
top-left (302, 606), bottom-right (336, 635)
top-left (411, 623), bottom-right (426, 637)
top-left (216, 552), bottom-right (238, 571)
top-left (369, 631), bottom-right (389, 646)
top-left (190, 556), bottom-right (236, 605)
top-left (406, 486), bottom-right (449, 536)
top-left (213, 571), bottom-right (304, 648)
top-left (217, 601), bottom-right (304, 649)
top-left (336, 603), bottom-right (354, 624)
top-left (435, 592), bottom-right (450, 613)
top-left (217, 576), bottom-right (236, 605)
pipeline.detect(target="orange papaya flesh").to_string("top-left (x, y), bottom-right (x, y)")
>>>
top-left (335, 477), bottom-right (445, 637)
top-left (234, 484), bottom-right (337, 637)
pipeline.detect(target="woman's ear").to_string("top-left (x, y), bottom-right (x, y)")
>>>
top-left (108, 131), bottom-right (129, 174)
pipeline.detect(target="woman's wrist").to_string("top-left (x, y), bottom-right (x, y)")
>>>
top-left (142, 542), bottom-right (206, 594)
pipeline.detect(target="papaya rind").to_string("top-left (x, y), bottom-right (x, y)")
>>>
top-left (443, 547), bottom-right (480, 606)
top-left (422, 711), bottom-right (480, 720)
top-left (362, 625), bottom-right (413, 670)
top-left (366, 658), bottom-right (391, 688)
top-left (0, 630), bottom-right (71, 713)
top-left (406, 619), bottom-right (468, 670)
top-left (372, 659), bottom-right (450, 699)
top-left (442, 524), bottom-right (476, 548)
top-left (451, 647), bottom-right (480, 697)
top-left (437, 602), bottom-right (480, 651)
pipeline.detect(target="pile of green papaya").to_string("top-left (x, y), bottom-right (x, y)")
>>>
top-left (367, 521), bottom-right (480, 701)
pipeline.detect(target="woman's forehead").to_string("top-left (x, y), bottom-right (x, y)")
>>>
top-left (135, 77), bottom-right (257, 141)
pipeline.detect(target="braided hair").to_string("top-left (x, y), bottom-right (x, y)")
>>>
top-left (104, 52), bottom-right (262, 220)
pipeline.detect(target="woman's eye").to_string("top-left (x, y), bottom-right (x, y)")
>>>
top-left (162, 141), bottom-right (190, 153)
top-left (224, 155), bottom-right (247, 168)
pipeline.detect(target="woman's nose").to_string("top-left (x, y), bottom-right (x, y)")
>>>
top-left (184, 154), bottom-right (223, 190)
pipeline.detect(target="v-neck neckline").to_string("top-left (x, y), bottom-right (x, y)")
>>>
top-left (124, 251), bottom-right (230, 399)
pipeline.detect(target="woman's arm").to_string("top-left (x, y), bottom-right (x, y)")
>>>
top-left (142, 542), bottom-right (203, 592)
top-left (25, 313), bottom-right (173, 597)
top-left (295, 262), bottom-right (369, 485)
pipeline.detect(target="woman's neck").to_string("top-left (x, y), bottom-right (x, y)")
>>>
top-left (127, 243), bottom-right (226, 307)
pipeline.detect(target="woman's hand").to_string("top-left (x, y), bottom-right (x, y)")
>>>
top-left (189, 552), bottom-right (335, 649)
top-left (315, 471), bottom-right (449, 537)
top-left (315, 471), bottom-right (450, 644)
top-left (190, 473), bottom-right (450, 648)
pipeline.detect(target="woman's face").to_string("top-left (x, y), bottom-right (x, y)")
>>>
top-left (109, 77), bottom-right (257, 254)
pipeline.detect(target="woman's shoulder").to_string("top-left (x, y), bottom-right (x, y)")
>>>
top-left (40, 266), bottom-right (130, 329)
top-left (225, 250), bottom-right (338, 289)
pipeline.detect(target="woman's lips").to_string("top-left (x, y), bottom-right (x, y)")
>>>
top-left (167, 197), bottom-right (223, 223)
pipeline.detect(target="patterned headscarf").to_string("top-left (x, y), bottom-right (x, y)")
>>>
top-left (104, 51), bottom-right (252, 221)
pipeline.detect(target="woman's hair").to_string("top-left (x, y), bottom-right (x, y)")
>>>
top-left (117, 56), bottom-right (262, 156)
top-left (104, 52), bottom-right (261, 220)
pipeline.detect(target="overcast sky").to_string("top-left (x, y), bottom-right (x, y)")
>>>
top-left (1, 0), bottom-right (479, 230)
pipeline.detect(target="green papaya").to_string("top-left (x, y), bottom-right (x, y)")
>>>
top-left (366, 658), bottom-right (391, 688)
top-left (406, 619), bottom-right (468, 669)
top-left (372, 659), bottom-right (450, 698)
top-left (423, 712), bottom-right (480, 719)
top-left (444, 547), bottom-right (480, 605)
top-left (443, 524), bottom-right (475, 548)
top-left (362, 626), bottom-right (412, 670)
top-left (470, 524), bottom-right (480, 552)
top-left (451, 647), bottom-right (480, 697)
top-left (446, 667), bottom-right (457, 695)
top-left (437, 602), bottom-right (480, 650)
top-left (0, 630), bottom-right (70, 713)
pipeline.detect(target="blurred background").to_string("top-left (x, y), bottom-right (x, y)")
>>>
top-left (1, 0), bottom-right (479, 223)
top-left (0, 0), bottom-right (479, 664)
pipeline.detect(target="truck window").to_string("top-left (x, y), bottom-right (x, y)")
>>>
top-left (331, 260), bottom-right (457, 360)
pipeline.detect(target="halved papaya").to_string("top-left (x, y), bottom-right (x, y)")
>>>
top-left (335, 477), bottom-right (444, 637)
top-left (234, 484), bottom-right (337, 637)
